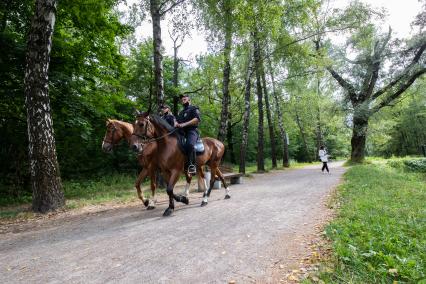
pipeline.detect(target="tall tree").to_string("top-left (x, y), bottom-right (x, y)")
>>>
top-left (216, 0), bottom-right (233, 142)
top-left (169, 30), bottom-right (185, 114)
top-left (294, 96), bottom-right (312, 162)
top-left (254, 30), bottom-right (265, 172)
top-left (239, 51), bottom-right (253, 173)
top-left (149, 0), bottom-right (184, 110)
top-left (261, 58), bottom-right (277, 168)
top-left (326, 28), bottom-right (425, 162)
top-left (24, 0), bottom-right (64, 212)
top-left (266, 54), bottom-right (289, 167)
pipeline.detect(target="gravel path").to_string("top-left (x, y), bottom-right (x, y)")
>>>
top-left (0, 162), bottom-right (345, 283)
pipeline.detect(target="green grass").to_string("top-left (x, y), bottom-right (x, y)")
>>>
top-left (63, 174), bottom-right (143, 208)
top-left (0, 173), bottom-right (154, 220)
top-left (318, 161), bottom-right (426, 283)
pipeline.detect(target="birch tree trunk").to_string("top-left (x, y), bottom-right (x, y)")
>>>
top-left (254, 35), bottom-right (265, 172)
top-left (261, 63), bottom-right (277, 168)
top-left (150, 0), bottom-right (164, 110)
top-left (24, 0), bottom-right (64, 213)
top-left (239, 53), bottom-right (252, 174)
top-left (295, 108), bottom-right (312, 162)
top-left (226, 113), bottom-right (236, 163)
top-left (266, 55), bottom-right (289, 167)
top-left (217, 1), bottom-right (232, 142)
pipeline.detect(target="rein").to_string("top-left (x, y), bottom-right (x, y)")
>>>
top-left (132, 128), bottom-right (177, 145)
top-left (132, 116), bottom-right (179, 156)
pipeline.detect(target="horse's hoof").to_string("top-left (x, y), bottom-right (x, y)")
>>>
top-left (224, 194), bottom-right (231, 199)
top-left (143, 200), bottom-right (149, 207)
top-left (181, 196), bottom-right (189, 205)
top-left (163, 208), bottom-right (173, 216)
top-left (200, 201), bottom-right (208, 207)
top-left (147, 205), bottom-right (155, 210)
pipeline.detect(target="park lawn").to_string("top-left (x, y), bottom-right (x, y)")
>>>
top-left (0, 174), bottom-right (148, 220)
top-left (318, 160), bottom-right (426, 283)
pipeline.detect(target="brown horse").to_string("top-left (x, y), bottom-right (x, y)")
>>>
top-left (101, 119), bottom-right (158, 209)
top-left (131, 112), bottom-right (230, 216)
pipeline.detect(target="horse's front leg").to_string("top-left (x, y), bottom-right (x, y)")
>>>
top-left (147, 167), bottom-right (157, 210)
top-left (135, 168), bottom-right (149, 207)
top-left (163, 170), bottom-right (189, 217)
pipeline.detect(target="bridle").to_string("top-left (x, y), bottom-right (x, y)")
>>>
top-left (103, 122), bottom-right (117, 146)
top-left (132, 117), bottom-right (177, 147)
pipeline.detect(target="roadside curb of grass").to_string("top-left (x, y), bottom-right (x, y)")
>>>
top-left (302, 160), bottom-right (426, 283)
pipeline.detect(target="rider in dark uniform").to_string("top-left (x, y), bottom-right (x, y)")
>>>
top-left (160, 105), bottom-right (176, 127)
top-left (175, 94), bottom-right (201, 175)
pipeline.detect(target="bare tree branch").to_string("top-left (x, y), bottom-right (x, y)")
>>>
top-left (372, 41), bottom-right (426, 100)
top-left (178, 87), bottom-right (203, 96)
top-left (326, 67), bottom-right (358, 101)
top-left (373, 67), bottom-right (426, 112)
top-left (160, 0), bottom-right (185, 16)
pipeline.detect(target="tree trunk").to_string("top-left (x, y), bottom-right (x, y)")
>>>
top-left (295, 109), bottom-right (311, 162)
top-left (239, 53), bottom-right (252, 174)
top-left (261, 63), bottom-right (277, 168)
top-left (254, 35), bottom-right (264, 172)
top-left (350, 117), bottom-right (369, 162)
top-left (226, 113), bottom-right (236, 163)
top-left (24, 0), bottom-right (64, 213)
top-left (315, 75), bottom-right (323, 159)
top-left (217, 2), bottom-right (232, 142)
top-left (150, 0), bottom-right (164, 110)
top-left (266, 55), bottom-right (289, 167)
top-left (172, 37), bottom-right (179, 115)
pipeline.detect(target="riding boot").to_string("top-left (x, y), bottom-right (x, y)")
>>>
top-left (187, 149), bottom-right (196, 175)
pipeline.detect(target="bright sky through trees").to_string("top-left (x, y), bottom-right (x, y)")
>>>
top-left (119, 0), bottom-right (423, 60)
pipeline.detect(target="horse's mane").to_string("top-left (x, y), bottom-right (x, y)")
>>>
top-left (107, 119), bottom-right (133, 131)
top-left (149, 114), bottom-right (175, 133)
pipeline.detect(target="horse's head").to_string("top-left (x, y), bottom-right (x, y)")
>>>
top-left (102, 119), bottom-right (125, 153)
top-left (131, 112), bottom-right (155, 153)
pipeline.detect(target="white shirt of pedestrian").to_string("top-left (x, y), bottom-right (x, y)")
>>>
top-left (319, 149), bottom-right (328, 162)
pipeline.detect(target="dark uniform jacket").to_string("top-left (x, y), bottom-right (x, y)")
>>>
top-left (177, 105), bottom-right (201, 131)
top-left (162, 113), bottom-right (175, 127)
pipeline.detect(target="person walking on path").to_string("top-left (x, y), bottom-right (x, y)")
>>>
top-left (319, 145), bottom-right (330, 174)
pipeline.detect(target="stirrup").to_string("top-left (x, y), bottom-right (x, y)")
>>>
top-left (187, 164), bottom-right (196, 175)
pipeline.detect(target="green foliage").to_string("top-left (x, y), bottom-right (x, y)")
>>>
top-left (0, 0), bottom-right (135, 199)
top-left (321, 162), bottom-right (426, 283)
top-left (369, 80), bottom-right (426, 157)
top-left (404, 159), bottom-right (426, 173)
top-left (0, 173), bottom-right (141, 219)
top-left (387, 158), bottom-right (426, 173)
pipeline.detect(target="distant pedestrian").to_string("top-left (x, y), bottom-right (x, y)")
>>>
top-left (319, 145), bottom-right (330, 174)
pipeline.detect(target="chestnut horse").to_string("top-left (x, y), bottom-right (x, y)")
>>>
top-left (101, 119), bottom-right (158, 209)
top-left (131, 112), bottom-right (230, 216)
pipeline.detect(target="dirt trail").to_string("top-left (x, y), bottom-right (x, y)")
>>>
top-left (0, 162), bottom-right (345, 283)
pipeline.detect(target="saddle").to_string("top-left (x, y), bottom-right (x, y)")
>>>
top-left (176, 132), bottom-right (205, 155)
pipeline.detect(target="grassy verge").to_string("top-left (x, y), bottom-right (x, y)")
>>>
top-left (0, 173), bottom-right (153, 220)
top-left (317, 160), bottom-right (425, 283)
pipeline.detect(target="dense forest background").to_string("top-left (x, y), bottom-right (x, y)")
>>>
top-left (1, 0), bottom-right (425, 202)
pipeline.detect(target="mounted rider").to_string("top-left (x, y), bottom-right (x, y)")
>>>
top-left (175, 94), bottom-right (201, 175)
top-left (160, 105), bottom-right (176, 127)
